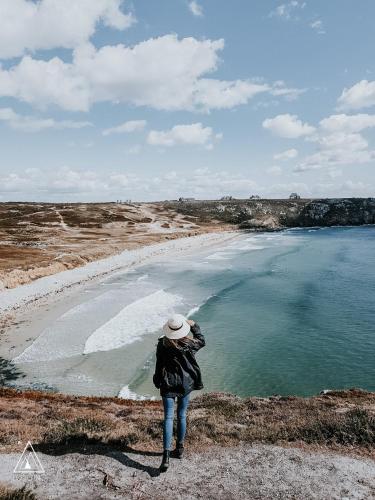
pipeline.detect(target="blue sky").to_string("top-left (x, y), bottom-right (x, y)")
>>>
top-left (1, 0), bottom-right (375, 201)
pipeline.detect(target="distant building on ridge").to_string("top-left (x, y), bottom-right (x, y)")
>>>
top-left (289, 192), bottom-right (301, 200)
top-left (179, 197), bottom-right (195, 202)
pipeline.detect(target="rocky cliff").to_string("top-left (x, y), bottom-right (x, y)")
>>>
top-left (163, 198), bottom-right (375, 230)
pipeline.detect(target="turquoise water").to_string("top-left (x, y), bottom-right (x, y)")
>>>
top-left (11, 226), bottom-right (375, 399)
top-left (133, 226), bottom-right (375, 398)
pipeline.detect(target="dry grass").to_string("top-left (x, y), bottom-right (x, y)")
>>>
top-left (0, 202), bottom-right (229, 289)
top-left (0, 387), bottom-right (374, 458)
top-left (0, 484), bottom-right (36, 500)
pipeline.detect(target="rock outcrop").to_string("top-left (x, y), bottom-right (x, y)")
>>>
top-left (163, 198), bottom-right (375, 231)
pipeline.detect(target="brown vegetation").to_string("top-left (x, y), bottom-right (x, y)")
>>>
top-left (2, 198), bottom-right (374, 289)
top-left (0, 387), bottom-right (374, 458)
top-left (0, 202), bottom-right (232, 289)
top-left (0, 484), bottom-right (36, 500)
top-left (165, 197), bottom-right (375, 229)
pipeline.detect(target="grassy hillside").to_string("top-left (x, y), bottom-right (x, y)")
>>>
top-left (0, 387), bottom-right (374, 458)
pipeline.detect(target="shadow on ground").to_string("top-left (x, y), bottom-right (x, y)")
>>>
top-left (34, 438), bottom-right (162, 477)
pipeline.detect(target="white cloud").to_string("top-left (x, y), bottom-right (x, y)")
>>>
top-left (270, 81), bottom-right (307, 101)
top-left (327, 168), bottom-right (342, 179)
top-left (147, 123), bottom-right (220, 149)
top-left (266, 166), bottom-right (282, 175)
top-left (293, 112), bottom-right (375, 172)
top-left (125, 144), bottom-right (141, 155)
top-left (1, 166), bottom-right (373, 201)
top-left (49, 167), bottom-right (106, 193)
top-left (270, 3), bottom-right (325, 36)
top-left (340, 180), bottom-right (369, 195)
top-left (0, 167), bottom-right (107, 195)
top-left (310, 19), bottom-right (325, 34)
top-left (0, 106), bottom-right (92, 132)
top-left (156, 169), bottom-right (258, 199)
top-left (337, 80), bottom-right (375, 111)
top-left (273, 148), bottom-right (298, 160)
top-left (0, 35), bottom-right (305, 112)
top-left (188, 1), bottom-right (203, 17)
top-left (318, 131), bottom-right (368, 151)
top-left (0, 55), bottom-right (92, 112)
top-left (263, 114), bottom-right (315, 138)
top-left (320, 113), bottom-right (375, 133)
top-left (269, 1), bottom-right (306, 21)
top-left (108, 174), bottom-right (129, 187)
top-left (0, 166), bottom-right (259, 201)
top-left (267, 181), bottom-right (309, 196)
top-left (295, 131), bottom-right (375, 171)
top-left (0, 36), bottom-right (223, 112)
top-left (193, 79), bottom-right (270, 111)
top-left (102, 120), bottom-right (147, 136)
top-left (0, 0), bottom-right (135, 59)
top-left (4, 167), bottom-right (132, 200)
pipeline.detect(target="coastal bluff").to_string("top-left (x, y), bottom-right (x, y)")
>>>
top-left (163, 197), bottom-right (375, 230)
top-left (0, 388), bottom-right (374, 498)
top-left (1, 198), bottom-right (374, 289)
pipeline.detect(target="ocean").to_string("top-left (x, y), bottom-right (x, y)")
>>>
top-left (10, 226), bottom-right (375, 399)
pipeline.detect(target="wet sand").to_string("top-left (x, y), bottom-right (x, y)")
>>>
top-left (0, 231), bottom-right (240, 396)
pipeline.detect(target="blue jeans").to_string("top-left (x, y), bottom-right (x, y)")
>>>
top-left (162, 393), bottom-right (190, 450)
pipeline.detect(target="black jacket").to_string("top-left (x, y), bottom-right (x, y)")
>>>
top-left (152, 323), bottom-right (205, 398)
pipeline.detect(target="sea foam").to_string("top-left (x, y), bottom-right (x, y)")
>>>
top-left (118, 385), bottom-right (156, 400)
top-left (83, 289), bottom-right (183, 354)
top-left (206, 252), bottom-right (234, 260)
top-left (13, 289), bottom-right (121, 363)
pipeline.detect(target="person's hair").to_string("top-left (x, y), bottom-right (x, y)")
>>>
top-left (163, 335), bottom-right (196, 351)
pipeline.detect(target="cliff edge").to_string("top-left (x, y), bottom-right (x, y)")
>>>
top-left (0, 387), bottom-right (374, 499)
top-left (163, 197), bottom-right (375, 231)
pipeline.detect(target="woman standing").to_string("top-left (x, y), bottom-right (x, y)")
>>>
top-left (153, 313), bottom-right (205, 472)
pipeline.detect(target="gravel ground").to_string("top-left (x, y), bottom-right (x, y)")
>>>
top-left (0, 444), bottom-right (374, 499)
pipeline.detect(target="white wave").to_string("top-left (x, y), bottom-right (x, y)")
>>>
top-left (83, 289), bottom-right (184, 354)
top-left (187, 294), bottom-right (214, 317)
top-left (252, 234), bottom-right (283, 240)
top-left (1, 232), bottom-right (236, 314)
top-left (100, 282), bottom-right (124, 286)
top-left (118, 385), bottom-right (156, 400)
top-left (13, 290), bottom-right (121, 363)
top-left (136, 274), bottom-right (149, 282)
top-left (231, 244), bottom-right (266, 251)
top-left (206, 252), bottom-right (234, 260)
top-left (101, 274), bottom-right (148, 287)
top-left (187, 305), bottom-right (201, 316)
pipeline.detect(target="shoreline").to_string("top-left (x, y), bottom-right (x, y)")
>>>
top-left (0, 229), bottom-right (240, 400)
top-left (2, 224), bottom-right (373, 317)
top-left (2, 226), bottom-right (374, 401)
top-left (0, 229), bottom-right (240, 320)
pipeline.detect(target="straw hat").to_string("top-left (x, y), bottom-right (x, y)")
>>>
top-left (163, 314), bottom-right (190, 339)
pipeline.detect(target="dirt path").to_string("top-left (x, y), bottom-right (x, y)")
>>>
top-left (1, 444), bottom-right (374, 499)
top-left (0, 202), bottom-right (230, 290)
top-left (54, 209), bottom-right (69, 231)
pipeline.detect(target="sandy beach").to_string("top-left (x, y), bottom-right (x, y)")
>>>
top-left (0, 202), bottom-right (234, 290)
top-left (0, 230), bottom-right (240, 397)
top-left (0, 230), bottom-right (238, 314)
